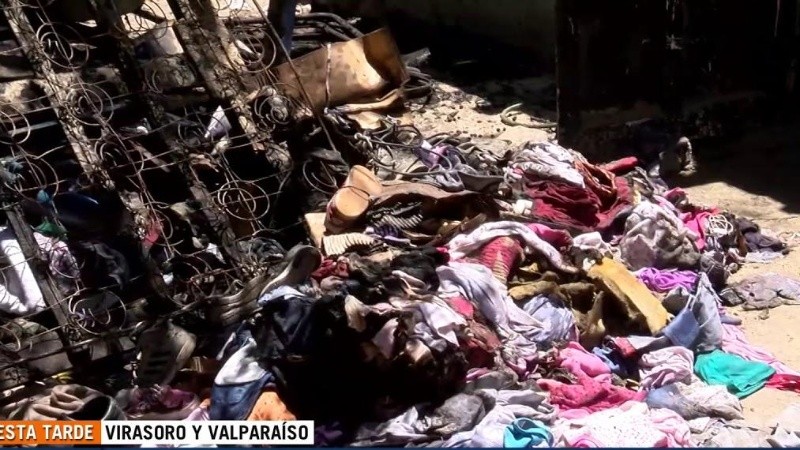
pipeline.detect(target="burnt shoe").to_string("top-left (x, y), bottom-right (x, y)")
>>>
top-left (260, 245), bottom-right (323, 294)
top-left (66, 395), bottom-right (126, 420)
top-left (117, 386), bottom-right (199, 420)
top-left (456, 164), bottom-right (504, 193)
top-left (134, 321), bottom-right (196, 387)
top-left (325, 165), bottom-right (383, 233)
top-left (367, 202), bottom-right (425, 230)
top-left (207, 245), bottom-right (322, 326)
top-left (214, 272), bottom-right (271, 309)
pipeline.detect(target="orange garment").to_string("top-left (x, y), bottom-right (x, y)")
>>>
top-left (246, 391), bottom-right (296, 421)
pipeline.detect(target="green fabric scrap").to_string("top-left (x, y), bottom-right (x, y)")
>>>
top-left (695, 349), bottom-right (775, 398)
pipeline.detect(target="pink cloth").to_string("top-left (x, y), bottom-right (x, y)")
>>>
top-left (721, 323), bottom-right (800, 376)
top-left (553, 401), bottom-right (693, 447)
top-left (664, 187), bottom-right (686, 201)
top-left (680, 208), bottom-right (720, 251)
top-left (559, 341), bottom-right (612, 382)
top-left (445, 295), bottom-right (475, 318)
top-left (538, 373), bottom-right (644, 419)
top-left (767, 374), bottom-right (800, 393)
top-left (527, 223), bottom-right (573, 248)
top-left (638, 347), bottom-right (694, 390)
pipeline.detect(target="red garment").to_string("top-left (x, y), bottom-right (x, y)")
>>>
top-left (460, 321), bottom-right (501, 369)
top-left (142, 218), bottom-right (162, 252)
top-left (525, 177), bottom-right (632, 232)
top-left (527, 223), bottom-right (573, 249)
top-left (608, 337), bottom-right (638, 359)
top-left (663, 187), bottom-right (687, 203)
top-left (445, 295), bottom-right (499, 368)
top-left (435, 247), bottom-right (450, 262)
top-left (767, 374), bottom-right (800, 392)
top-left (311, 258), bottom-right (350, 280)
top-left (575, 159), bottom-right (624, 203)
top-left (538, 373), bottom-right (644, 414)
top-left (600, 156), bottom-right (639, 174)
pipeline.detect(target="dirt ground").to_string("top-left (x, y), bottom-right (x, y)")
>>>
top-left (411, 78), bottom-right (800, 427)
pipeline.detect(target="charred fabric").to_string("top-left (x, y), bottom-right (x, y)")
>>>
top-left (0, 1), bottom-right (800, 448)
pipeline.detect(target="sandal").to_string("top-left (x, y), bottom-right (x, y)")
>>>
top-left (325, 165), bottom-right (383, 234)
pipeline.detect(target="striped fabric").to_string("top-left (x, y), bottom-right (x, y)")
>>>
top-left (322, 233), bottom-right (378, 256)
top-left (477, 236), bottom-right (524, 283)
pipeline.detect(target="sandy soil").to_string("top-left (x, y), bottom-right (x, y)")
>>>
top-left (412, 78), bottom-right (800, 427)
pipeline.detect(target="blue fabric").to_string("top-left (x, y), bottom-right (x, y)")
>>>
top-left (661, 273), bottom-right (722, 352)
top-left (646, 384), bottom-right (698, 418)
top-left (269, 0), bottom-right (298, 53)
top-left (661, 305), bottom-right (700, 348)
top-left (695, 349), bottom-right (775, 399)
top-left (209, 371), bottom-right (273, 420)
top-left (216, 324), bottom-right (252, 362)
top-left (503, 418), bottom-right (553, 448)
top-left (591, 345), bottom-right (637, 378)
top-left (522, 296), bottom-right (575, 345)
top-left (210, 336), bottom-right (274, 420)
top-left (52, 192), bottom-right (103, 225)
top-left (258, 285), bottom-right (305, 307)
top-left (280, 0), bottom-right (297, 51)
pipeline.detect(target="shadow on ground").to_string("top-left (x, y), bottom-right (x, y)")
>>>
top-left (383, 16), bottom-right (559, 119)
top-left (674, 127), bottom-right (800, 215)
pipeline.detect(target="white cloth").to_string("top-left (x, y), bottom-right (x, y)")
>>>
top-left (638, 346), bottom-right (694, 390)
top-left (572, 232), bottom-right (616, 258)
top-left (0, 227), bottom-right (45, 315)
top-left (34, 232), bottom-right (79, 279)
top-left (768, 404), bottom-right (800, 447)
top-left (438, 262), bottom-right (541, 339)
top-left (552, 401), bottom-right (693, 447)
top-left (344, 278), bottom-right (466, 356)
top-left (214, 339), bottom-right (267, 385)
top-left (620, 201), bottom-right (700, 270)
top-left (437, 262), bottom-right (541, 369)
top-left (442, 389), bottom-right (556, 447)
top-left (571, 231), bottom-right (618, 270)
top-left (505, 142), bottom-right (585, 187)
top-left (415, 301), bottom-right (465, 347)
top-left (446, 221), bottom-right (577, 274)
top-left (680, 377), bottom-right (743, 420)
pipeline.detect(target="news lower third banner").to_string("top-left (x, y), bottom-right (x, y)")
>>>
top-left (0, 420), bottom-right (315, 446)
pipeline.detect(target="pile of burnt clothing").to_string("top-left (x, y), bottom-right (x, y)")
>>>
top-left (8, 136), bottom-right (800, 449)
top-left (280, 138), bottom-right (800, 447)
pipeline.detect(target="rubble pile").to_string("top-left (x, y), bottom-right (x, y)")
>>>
top-left (0, 0), bottom-right (799, 447)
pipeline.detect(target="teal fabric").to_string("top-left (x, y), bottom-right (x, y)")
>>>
top-left (695, 349), bottom-right (775, 398)
top-left (503, 418), bottom-right (553, 448)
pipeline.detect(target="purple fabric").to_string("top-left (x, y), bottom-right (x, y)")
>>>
top-left (635, 267), bottom-right (699, 293)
